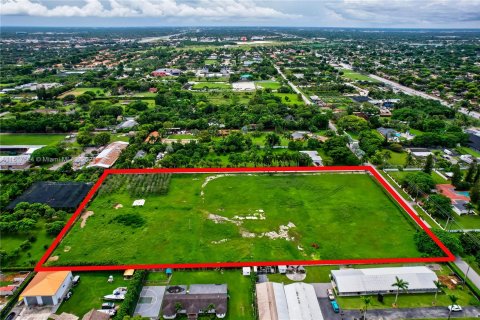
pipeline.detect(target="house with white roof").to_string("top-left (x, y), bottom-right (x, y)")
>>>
top-left (331, 266), bottom-right (438, 296)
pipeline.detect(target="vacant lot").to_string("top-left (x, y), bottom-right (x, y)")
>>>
top-left (0, 133), bottom-right (66, 145)
top-left (192, 82), bottom-right (232, 90)
top-left (58, 87), bottom-right (107, 98)
top-left (342, 69), bottom-right (379, 82)
top-left (48, 172), bottom-right (429, 266)
top-left (255, 81), bottom-right (281, 90)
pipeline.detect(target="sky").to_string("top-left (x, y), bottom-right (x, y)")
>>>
top-left (1, 0), bottom-right (480, 28)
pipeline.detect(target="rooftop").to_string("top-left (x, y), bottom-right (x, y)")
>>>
top-left (21, 271), bottom-right (71, 297)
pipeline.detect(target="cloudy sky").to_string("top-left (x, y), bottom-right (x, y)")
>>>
top-left (1, 0), bottom-right (479, 28)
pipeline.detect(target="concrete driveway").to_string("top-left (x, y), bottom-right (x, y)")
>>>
top-left (16, 306), bottom-right (53, 320)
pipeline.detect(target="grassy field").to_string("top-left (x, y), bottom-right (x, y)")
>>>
top-left (58, 87), bottom-right (107, 98)
top-left (47, 172), bottom-right (428, 266)
top-left (247, 132), bottom-right (290, 146)
top-left (168, 270), bottom-right (253, 320)
top-left (388, 170), bottom-right (448, 185)
top-left (273, 93), bottom-right (304, 105)
top-left (255, 81), bottom-right (281, 90)
top-left (341, 69), bottom-right (379, 82)
top-left (191, 91), bottom-right (252, 105)
top-left (456, 147), bottom-right (480, 158)
top-left (204, 59), bottom-right (218, 65)
top-left (1, 219), bottom-right (56, 267)
top-left (0, 133), bottom-right (66, 146)
top-left (384, 150), bottom-right (408, 167)
top-left (55, 271), bottom-right (129, 317)
top-left (192, 82), bottom-right (232, 90)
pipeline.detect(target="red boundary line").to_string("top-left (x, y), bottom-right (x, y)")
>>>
top-left (35, 166), bottom-right (454, 272)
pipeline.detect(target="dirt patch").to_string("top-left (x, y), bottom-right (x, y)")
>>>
top-left (439, 274), bottom-right (461, 289)
top-left (80, 210), bottom-right (94, 228)
top-left (47, 255), bottom-right (59, 262)
top-left (64, 246), bottom-right (71, 252)
top-left (114, 203), bottom-right (123, 209)
top-left (208, 213), bottom-right (241, 226)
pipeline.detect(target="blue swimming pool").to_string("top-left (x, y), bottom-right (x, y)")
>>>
top-left (456, 191), bottom-right (470, 197)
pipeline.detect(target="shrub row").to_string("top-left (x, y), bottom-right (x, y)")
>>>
top-left (114, 270), bottom-right (146, 319)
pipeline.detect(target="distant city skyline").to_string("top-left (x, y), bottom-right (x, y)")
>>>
top-left (1, 0), bottom-right (480, 28)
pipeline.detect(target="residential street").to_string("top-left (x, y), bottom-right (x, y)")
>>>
top-left (274, 65), bottom-right (312, 105)
top-left (455, 256), bottom-right (480, 290)
top-left (319, 298), bottom-right (480, 319)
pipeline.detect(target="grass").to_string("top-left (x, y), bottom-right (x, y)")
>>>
top-left (190, 92), bottom-right (252, 105)
top-left (273, 93), bottom-right (304, 105)
top-left (192, 82), bottom-right (231, 90)
top-left (255, 81), bottom-right (281, 90)
top-left (55, 271), bottom-right (129, 317)
top-left (167, 134), bottom-right (196, 139)
top-left (168, 270), bottom-right (253, 320)
top-left (336, 264), bottom-right (479, 309)
top-left (204, 59), bottom-right (218, 65)
top-left (58, 87), bottom-right (107, 98)
top-left (48, 172), bottom-right (427, 266)
top-left (456, 147), bottom-right (480, 158)
top-left (388, 170), bottom-right (448, 185)
top-left (0, 133), bottom-right (66, 146)
top-left (0, 220), bottom-right (56, 267)
top-left (268, 266), bottom-right (333, 284)
top-left (247, 132), bottom-right (289, 146)
top-left (341, 69), bottom-right (379, 82)
top-left (384, 150), bottom-right (408, 167)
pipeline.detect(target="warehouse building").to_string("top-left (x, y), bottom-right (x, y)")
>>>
top-left (331, 266), bottom-right (438, 296)
top-left (21, 271), bottom-right (73, 306)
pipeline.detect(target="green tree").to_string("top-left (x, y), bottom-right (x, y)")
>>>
top-left (392, 276), bottom-right (409, 306)
top-left (30, 146), bottom-right (61, 164)
top-left (361, 295), bottom-right (371, 319)
top-left (423, 154), bottom-right (434, 174)
top-left (470, 181), bottom-right (480, 204)
top-left (93, 132), bottom-right (111, 146)
top-left (465, 162), bottom-right (477, 183)
top-left (264, 133), bottom-right (281, 147)
top-left (451, 164), bottom-right (462, 188)
top-left (77, 131), bottom-right (92, 147)
top-left (424, 194), bottom-right (452, 219)
top-left (447, 295), bottom-right (459, 320)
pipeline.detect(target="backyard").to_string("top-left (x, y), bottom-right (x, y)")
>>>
top-left (46, 172), bottom-right (435, 267)
top-left (54, 271), bottom-right (129, 317)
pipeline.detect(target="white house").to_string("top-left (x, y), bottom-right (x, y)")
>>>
top-left (242, 267), bottom-right (251, 276)
top-left (21, 271), bottom-right (73, 306)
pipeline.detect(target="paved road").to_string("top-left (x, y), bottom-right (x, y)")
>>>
top-left (454, 256), bottom-right (480, 290)
top-left (274, 65), bottom-right (312, 105)
top-left (343, 306), bottom-right (480, 320)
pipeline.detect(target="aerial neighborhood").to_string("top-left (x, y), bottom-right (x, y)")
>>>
top-left (0, 3), bottom-right (480, 320)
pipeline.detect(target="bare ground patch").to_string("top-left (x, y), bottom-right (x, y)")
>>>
top-left (80, 210), bottom-right (94, 228)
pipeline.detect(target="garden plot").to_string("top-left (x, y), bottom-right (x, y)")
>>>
top-left (45, 171), bottom-right (438, 267)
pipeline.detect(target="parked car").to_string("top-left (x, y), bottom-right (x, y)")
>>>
top-left (448, 305), bottom-right (462, 312)
top-left (102, 302), bottom-right (116, 309)
top-left (72, 275), bottom-right (81, 286)
top-left (331, 300), bottom-right (340, 313)
top-left (64, 291), bottom-right (73, 301)
top-left (327, 289), bottom-right (335, 301)
top-left (5, 312), bottom-right (16, 320)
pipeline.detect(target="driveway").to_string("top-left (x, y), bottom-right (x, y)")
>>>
top-left (16, 306), bottom-right (53, 320)
top-left (454, 256), bottom-right (480, 290)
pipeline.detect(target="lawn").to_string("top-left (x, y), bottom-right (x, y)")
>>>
top-left (388, 170), bottom-right (448, 185)
top-left (336, 264), bottom-right (479, 309)
top-left (456, 147), bottom-right (480, 158)
top-left (247, 132), bottom-right (289, 146)
top-left (273, 93), bottom-right (304, 105)
top-left (204, 59), bottom-right (218, 65)
top-left (47, 172), bottom-right (429, 267)
top-left (168, 270), bottom-right (253, 320)
top-left (341, 69), bottom-right (379, 82)
top-left (55, 271), bottom-right (129, 317)
top-left (192, 82), bottom-right (232, 90)
top-left (268, 266), bottom-right (333, 284)
top-left (255, 81), bottom-right (281, 90)
top-left (58, 87), bottom-right (107, 98)
top-left (0, 133), bottom-right (66, 146)
top-left (167, 134), bottom-right (196, 139)
top-left (191, 91), bottom-right (252, 105)
top-left (383, 150), bottom-right (408, 167)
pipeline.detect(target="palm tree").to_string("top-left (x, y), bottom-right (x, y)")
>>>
top-left (391, 276), bottom-right (409, 306)
top-left (361, 295), bottom-right (371, 319)
top-left (447, 294), bottom-right (459, 320)
top-left (433, 280), bottom-right (446, 305)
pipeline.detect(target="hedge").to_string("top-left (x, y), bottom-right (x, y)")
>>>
top-left (114, 270), bottom-right (146, 319)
